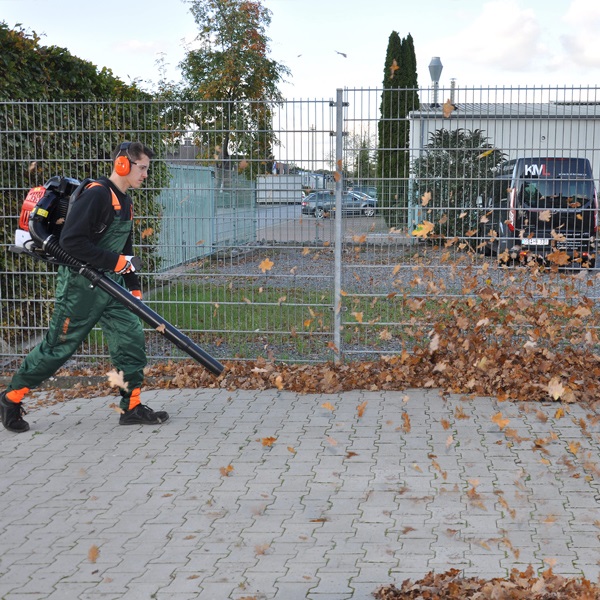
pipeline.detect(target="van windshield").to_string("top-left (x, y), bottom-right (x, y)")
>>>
top-left (519, 179), bottom-right (595, 208)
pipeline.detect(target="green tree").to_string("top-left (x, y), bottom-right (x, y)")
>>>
top-left (177, 0), bottom-right (290, 181)
top-left (412, 128), bottom-right (505, 241)
top-left (344, 133), bottom-right (376, 182)
top-left (377, 32), bottom-right (420, 229)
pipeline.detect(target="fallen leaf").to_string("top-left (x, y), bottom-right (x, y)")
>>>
top-left (321, 402), bottom-right (335, 411)
top-left (261, 437), bottom-right (277, 447)
top-left (357, 401), bottom-right (367, 418)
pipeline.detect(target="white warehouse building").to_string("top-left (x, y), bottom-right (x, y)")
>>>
top-left (408, 101), bottom-right (600, 183)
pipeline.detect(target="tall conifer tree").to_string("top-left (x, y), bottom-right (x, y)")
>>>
top-left (378, 32), bottom-right (419, 228)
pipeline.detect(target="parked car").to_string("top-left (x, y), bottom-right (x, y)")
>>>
top-left (348, 185), bottom-right (378, 199)
top-left (478, 157), bottom-right (598, 266)
top-left (301, 191), bottom-right (377, 218)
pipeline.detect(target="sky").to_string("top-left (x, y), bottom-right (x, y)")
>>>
top-left (2, 0), bottom-right (599, 100)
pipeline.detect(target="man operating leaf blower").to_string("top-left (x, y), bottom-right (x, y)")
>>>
top-left (0, 141), bottom-right (169, 432)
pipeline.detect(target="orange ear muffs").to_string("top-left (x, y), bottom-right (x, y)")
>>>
top-left (114, 154), bottom-right (131, 176)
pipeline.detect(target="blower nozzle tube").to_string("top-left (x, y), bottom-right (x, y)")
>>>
top-left (28, 222), bottom-right (224, 377)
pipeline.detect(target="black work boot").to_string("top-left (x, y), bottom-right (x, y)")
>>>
top-left (0, 393), bottom-right (30, 433)
top-left (119, 404), bottom-right (169, 426)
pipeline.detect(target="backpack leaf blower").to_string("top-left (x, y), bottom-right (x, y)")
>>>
top-left (11, 177), bottom-right (224, 377)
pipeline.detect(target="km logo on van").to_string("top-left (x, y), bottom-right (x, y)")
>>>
top-left (524, 164), bottom-right (551, 177)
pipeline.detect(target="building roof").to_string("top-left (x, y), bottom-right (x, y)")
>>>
top-left (410, 102), bottom-right (600, 120)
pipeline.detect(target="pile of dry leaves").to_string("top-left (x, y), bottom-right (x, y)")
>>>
top-left (373, 567), bottom-right (600, 599)
top-left (16, 334), bottom-right (600, 409)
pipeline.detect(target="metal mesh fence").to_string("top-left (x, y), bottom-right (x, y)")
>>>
top-left (1, 87), bottom-right (600, 370)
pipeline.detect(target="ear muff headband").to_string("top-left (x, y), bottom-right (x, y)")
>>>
top-left (115, 142), bottom-right (132, 176)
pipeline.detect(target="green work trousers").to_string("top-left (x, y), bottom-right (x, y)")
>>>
top-left (9, 267), bottom-right (146, 408)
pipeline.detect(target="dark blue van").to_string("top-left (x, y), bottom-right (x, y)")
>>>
top-left (478, 157), bottom-right (598, 266)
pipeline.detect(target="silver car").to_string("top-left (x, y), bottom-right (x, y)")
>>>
top-left (301, 191), bottom-right (377, 218)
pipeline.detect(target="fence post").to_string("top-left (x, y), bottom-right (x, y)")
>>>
top-left (333, 88), bottom-right (344, 364)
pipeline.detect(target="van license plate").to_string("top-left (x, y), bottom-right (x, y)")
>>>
top-left (521, 238), bottom-right (549, 246)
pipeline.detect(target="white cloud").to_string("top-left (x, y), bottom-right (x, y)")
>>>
top-left (560, 0), bottom-right (600, 68)
top-left (438, 1), bottom-right (543, 71)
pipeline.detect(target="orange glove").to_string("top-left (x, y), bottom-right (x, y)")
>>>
top-left (131, 289), bottom-right (143, 300)
top-left (115, 255), bottom-right (137, 275)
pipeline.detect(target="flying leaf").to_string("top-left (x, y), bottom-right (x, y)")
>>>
top-left (379, 328), bottom-right (392, 341)
top-left (327, 341), bottom-right (339, 353)
top-left (352, 311), bottom-right (364, 323)
top-left (421, 191), bottom-right (432, 206)
top-left (287, 446), bottom-right (296, 454)
top-left (538, 210), bottom-right (552, 222)
top-left (106, 370), bottom-right (128, 391)
top-left (141, 227), bottom-right (154, 239)
top-left (275, 375), bottom-right (284, 390)
top-left (491, 412), bottom-right (510, 430)
top-left (412, 221), bottom-right (435, 238)
top-left (477, 149), bottom-right (494, 159)
top-left (547, 377), bottom-right (564, 400)
top-left (546, 250), bottom-right (571, 266)
top-left (259, 258), bottom-right (274, 273)
top-left (402, 411), bottom-right (411, 433)
top-left (429, 333), bottom-right (440, 353)
top-left (156, 324), bottom-right (166, 333)
top-left (108, 402), bottom-right (125, 415)
top-left (357, 401), bottom-right (367, 418)
top-left (219, 464), bottom-right (234, 477)
top-left (88, 545), bottom-right (100, 563)
top-left (389, 58), bottom-right (400, 78)
top-left (442, 99), bottom-right (456, 118)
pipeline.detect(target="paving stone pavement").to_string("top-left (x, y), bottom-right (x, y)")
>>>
top-left (0, 386), bottom-right (600, 599)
